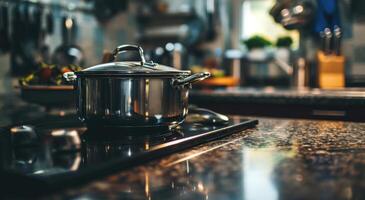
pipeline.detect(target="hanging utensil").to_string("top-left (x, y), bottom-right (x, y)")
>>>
top-left (0, 2), bottom-right (10, 53)
top-left (52, 12), bottom-right (84, 67)
top-left (205, 0), bottom-right (216, 41)
top-left (45, 10), bottom-right (54, 35)
top-left (30, 4), bottom-right (42, 45)
top-left (10, 3), bottom-right (39, 75)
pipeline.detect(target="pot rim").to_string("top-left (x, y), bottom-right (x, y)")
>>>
top-left (76, 60), bottom-right (191, 76)
top-left (75, 70), bottom-right (191, 77)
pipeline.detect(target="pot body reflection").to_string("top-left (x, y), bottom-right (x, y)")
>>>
top-left (76, 76), bottom-right (189, 128)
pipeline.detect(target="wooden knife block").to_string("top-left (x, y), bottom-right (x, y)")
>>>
top-left (317, 51), bottom-right (345, 88)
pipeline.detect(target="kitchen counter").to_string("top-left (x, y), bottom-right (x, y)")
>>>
top-left (44, 117), bottom-right (365, 200)
top-left (190, 87), bottom-right (365, 121)
top-left (191, 87), bottom-right (365, 106)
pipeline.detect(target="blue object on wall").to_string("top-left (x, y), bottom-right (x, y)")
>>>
top-left (314, 0), bottom-right (341, 33)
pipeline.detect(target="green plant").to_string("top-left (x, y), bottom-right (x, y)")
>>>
top-left (276, 36), bottom-right (293, 48)
top-left (242, 35), bottom-right (272, 50)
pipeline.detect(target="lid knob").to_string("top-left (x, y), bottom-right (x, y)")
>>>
top-left (111, 45), bottom-right (146, 66)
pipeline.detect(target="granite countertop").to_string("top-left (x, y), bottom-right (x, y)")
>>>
top-left (46, 117), bottom-right (365, 200)
top-left (190, 87), bottom-right (365, 107)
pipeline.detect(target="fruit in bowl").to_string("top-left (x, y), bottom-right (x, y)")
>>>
top-left (18, 63), bottom-right (82, 108)
top-left (190, 65), bottom-right (225, 78)
top-left (190, 65), bottom-right (239, 87)
top-left (19, 63), bottom-right (82, 86)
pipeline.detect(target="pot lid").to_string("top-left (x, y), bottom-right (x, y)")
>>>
top-left (77, 45), bottom-right (190, 76)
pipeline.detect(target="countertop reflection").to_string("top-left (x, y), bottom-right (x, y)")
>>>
top-left (47, 118), bottom-right (365, 200)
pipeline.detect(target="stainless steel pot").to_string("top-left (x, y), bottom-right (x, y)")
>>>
top-left (64, 45), bottom-right (210, 128)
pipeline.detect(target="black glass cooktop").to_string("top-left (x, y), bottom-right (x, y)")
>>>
top-left (0, 114), bottom-right (257, 196)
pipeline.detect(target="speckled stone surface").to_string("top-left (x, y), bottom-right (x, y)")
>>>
top-left (45, 118), bottom-right (365, 200)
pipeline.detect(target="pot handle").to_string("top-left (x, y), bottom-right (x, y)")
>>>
top-left (63, 72), bottom-right (77, 82)
top-left (173, 72), bottom-right (211, 86)
top-left (111, 45), bottom-right (147, 65)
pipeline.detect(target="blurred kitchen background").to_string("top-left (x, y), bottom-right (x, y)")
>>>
top-left (0, 0), bottom-right (364, 100)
